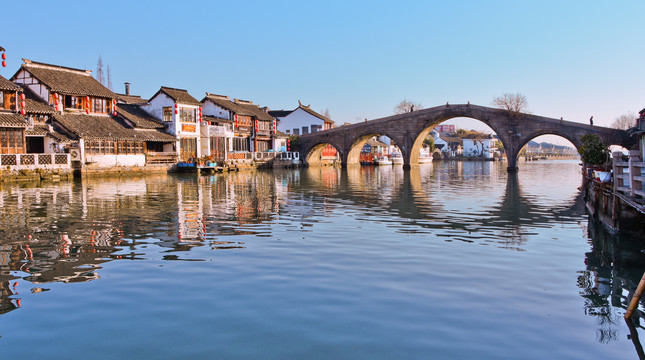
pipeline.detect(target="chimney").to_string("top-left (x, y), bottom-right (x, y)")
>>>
top-left (124, 82), bottom-right (131, 95)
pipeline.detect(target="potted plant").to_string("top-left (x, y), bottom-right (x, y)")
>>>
top-left (578, 134), bottom-right (611, 181)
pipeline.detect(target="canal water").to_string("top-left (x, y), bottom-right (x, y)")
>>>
top-left (0, 160), bottom-right (644, 359)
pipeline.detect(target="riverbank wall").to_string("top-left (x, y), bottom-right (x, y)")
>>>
top-left (584, 176), bottom-right (645, 237)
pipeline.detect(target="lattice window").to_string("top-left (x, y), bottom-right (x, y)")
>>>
top-left (20, 154), bottom-right (35, 165)
top-left (1, 155), bottom-right (17, 165)
top-left (39, 154), bottom-right (52, 165)
top-left (54, 154), bottom-right (68, 164)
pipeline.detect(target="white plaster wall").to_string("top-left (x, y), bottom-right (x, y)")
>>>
top-left (274, 138), bottom-right (287, 152)
top-left (177, 104), bottom-right (201, 138)
top-left (85, 154), bottom-right (146, 167)
top-left (142, 93), bottom-right (175, 133)
top-left (202, 101), bottom-right (231, 119)
top-left (462, 139), bottom-right (481, 156)
top-left (13, 70), bottom-right (51, 103)
top-left (277, 108), bottom-right (324, 134)
top-left (44, 137), bottom-right (61, 153)
top-left (481, 139), bottom-right (496, 159)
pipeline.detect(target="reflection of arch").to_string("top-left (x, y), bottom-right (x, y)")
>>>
top-left (302, 164), bottom-right (584, 239)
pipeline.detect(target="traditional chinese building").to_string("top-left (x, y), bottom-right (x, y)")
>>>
top-left (201, 93), bottom-right (276, 156)
top-left (0, 74), bottom-right (28, 155)
top-left (270, 101), bottom-right (334, 135)
top-left (11, 59), bottom-right (173, 170)
top-left (270, 101), bottom-right (336, 159)
top-left (141, 86), bottom-right (201, 161)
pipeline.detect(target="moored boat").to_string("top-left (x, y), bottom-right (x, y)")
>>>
top-left (391, 152), bottom-right (403, 165)
top-left (376, 155), bottom-right (393, 165)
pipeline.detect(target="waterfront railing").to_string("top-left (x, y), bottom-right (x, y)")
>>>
top-left (613, 150), bottom-right (644, 199)
top-left (0, 153), bottom-right (70, 170)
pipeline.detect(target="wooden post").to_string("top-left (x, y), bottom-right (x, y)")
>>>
top-left (625, 271), bottom-right (645, 319)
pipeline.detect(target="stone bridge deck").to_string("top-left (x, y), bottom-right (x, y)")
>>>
top-left (299, 103), bottom-right (633, 171)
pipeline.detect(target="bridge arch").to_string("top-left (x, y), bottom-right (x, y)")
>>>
top-left (410, 116), bottom-right (509, 165)
top-left (345, 131), bottom-right (407, 166)
top-left (302, 141), bottom-right (342, 166)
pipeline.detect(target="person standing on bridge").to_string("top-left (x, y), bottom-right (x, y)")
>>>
top-left (589, 116), bottom-right (594, 126)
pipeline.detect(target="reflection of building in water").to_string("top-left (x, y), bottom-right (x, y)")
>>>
top-left (177, 180), bottom-right (205, 240)
top-left (198, 172), bottom-right (284, 227)
top-left (0, 179), bottom-right (158, 315)
top-left (579, 221), bottom-right (645, 344)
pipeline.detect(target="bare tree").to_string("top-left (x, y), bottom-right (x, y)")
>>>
top-left (610, 112), bottom-right (636, 130)
top-left (323, 108), bottom-right (331, 119)
top-left (96, 55), bottom-right (105, 85)
top-left (394, 99), bottom-right (422, 115)
top-left (492, 93), bottom-right (529, 117)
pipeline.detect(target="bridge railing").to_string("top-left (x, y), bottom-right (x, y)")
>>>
top-left (613, 151), bottom-right (644, 199)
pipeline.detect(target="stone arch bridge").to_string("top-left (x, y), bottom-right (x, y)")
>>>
top-left (298, 103), bottom-right (634, 171)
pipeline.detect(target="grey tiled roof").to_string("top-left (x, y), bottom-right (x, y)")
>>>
top-left (298, 105), bottom-right (333, 124)
top-left (0, 74), bottom-right (20, 91)
top-left (0, 112), bottom-right (28, 127)
top-left (202, 93), bottom-right (275, 121)
top-left (21, 85), bottom-right (56, 114)
top-left (116, 103), bottom-right (165, 129)
top-left (25, 124), bottom-right (75, 142)
top-left (116, 93), bottom-right (147, 105)
top-left (54, 114), bottom-right (174, 142)
top-left (268, 110), bottom-right (293, 118)
top-left (154, 86), bottom-right (201, 106)
top-left (17, 59), bottom-right (116, 98)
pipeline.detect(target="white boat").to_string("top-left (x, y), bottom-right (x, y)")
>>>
top-left (376, 155), bottom-right (393, 165)
top-left (390, 152), bottom-right (403, 165)
top-left (418, 148), bottom-right (432, 164)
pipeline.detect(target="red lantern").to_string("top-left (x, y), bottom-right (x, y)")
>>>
top-left (54, 100), bottom-right (59, 105)
top-left (287, 139), bottom-right (290, 151)
top-left (1, 53), bottom-right (5, 60)
top-left (20, 93), bottom-right (25, 100)
top-left (86, 108), bottom-right (89, 114)
top-left (20, 109), bottom-right (25, 115)
top-left (54, 93), bottom-right (58, 99)
top-left (20, 101), bottom-right (25, 108)
top-left (2, 61), bottom-right (5, 67)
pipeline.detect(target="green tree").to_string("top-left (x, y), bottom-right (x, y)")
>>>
top-left (288, 135), bottom-right (301, 152)
top-left (423, 136), bottom-right (435, 151)
top-left (578, 134), bottom-right (609, 167)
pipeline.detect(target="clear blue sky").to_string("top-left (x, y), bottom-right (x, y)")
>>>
top-left (2, 0), bottom-right (643, 139)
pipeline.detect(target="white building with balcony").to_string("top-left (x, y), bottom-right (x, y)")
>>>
top-left (142, 86), bottom-right (202, 161)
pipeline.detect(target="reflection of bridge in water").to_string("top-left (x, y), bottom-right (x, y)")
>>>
top-left (299, 164), bottom-right (585, 240)
top-left (0, 167), bottom-right (643, 344)
top-left (299, 104), bottom-right (634, 171)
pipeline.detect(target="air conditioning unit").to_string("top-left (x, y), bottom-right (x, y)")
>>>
top-left (70, 148), bottom-right (82, 161)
